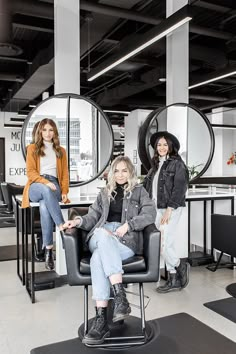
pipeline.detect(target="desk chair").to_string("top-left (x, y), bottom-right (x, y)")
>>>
top-left (61, 207), bottom-right (160, 348)
top-left (0, 182), bottom-right (15, 214)
top-left (209, 214), bottom-right (236, 298)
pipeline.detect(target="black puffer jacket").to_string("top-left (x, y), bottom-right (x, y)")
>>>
top-left (143, 156), bottom-right (189, 209)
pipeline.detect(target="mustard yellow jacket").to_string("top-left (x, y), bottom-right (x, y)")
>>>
top-left (22, 144), bottom-right (70, 208)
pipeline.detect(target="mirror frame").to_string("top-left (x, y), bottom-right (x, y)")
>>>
top-left (21, 93), bottom-right (114, 187)
top-left (138, 103), bottom-right (215, 183)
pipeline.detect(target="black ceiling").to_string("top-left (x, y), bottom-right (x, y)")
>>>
top-left (1, 0), bottom-right (236, 122)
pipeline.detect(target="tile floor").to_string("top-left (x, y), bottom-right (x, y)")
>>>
top-left (0, 227), bottom-right (236, 354)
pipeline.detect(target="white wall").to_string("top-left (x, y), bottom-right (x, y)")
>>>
top-left (0, 112), bottom-right (27, 185)
top-left (206, 107), bottom-right (236, 177)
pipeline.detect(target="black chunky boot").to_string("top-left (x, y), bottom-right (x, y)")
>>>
top-left (112, 283), bottom-right (131, 323)
top-left (175, 260), bottom-right (190, 288)
top-left (156, 273), bottom-right (182, 293)
top-left (82, 307), bottom-right (110, 345)
top-left (45, 248), bottom-right (54, 270)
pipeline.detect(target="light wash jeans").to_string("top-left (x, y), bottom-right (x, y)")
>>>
top-left (155, 208), bottom-right (183, 273)
top-left (29, 175), bottom-right (64, 247)
top-left (89, 222), bottom-right (135, 301)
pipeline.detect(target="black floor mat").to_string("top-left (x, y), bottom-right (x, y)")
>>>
top-left (30, 312), bottom-right (236, 354)
top-left (0, 245), bottom-right (18, 261)
top-left (204, 297), bottom-right (236, 323)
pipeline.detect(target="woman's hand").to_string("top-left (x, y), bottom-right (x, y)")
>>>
top-left (160, 207), bottom-right (173, 225)
top-left (115, 222), bottom-right (129, 237)
top-left (61, 194), bottom-right (68, 203)
top-left (63, 219), bottom-right (80, 229)
top-left (47, 182), bottom-right (57, 191)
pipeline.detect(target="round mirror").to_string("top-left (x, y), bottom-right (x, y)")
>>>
top-left (21, 93), bottom-right (114, 187)
top-left (138, 103), bottom-right (215, 182)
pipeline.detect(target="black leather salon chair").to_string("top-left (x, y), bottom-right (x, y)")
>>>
top-left (0, 182), bottom-right (24, 214)
top-left (210, 214), bottom-right (236, 298)
top-left (0, 184), bottom-right (6, 207)
top-left (61, 206), bottom-right (161, 348)
top-left (11, 187), bottom-right (44, 261)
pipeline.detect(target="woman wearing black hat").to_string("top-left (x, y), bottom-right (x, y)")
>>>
top-left (143, 131), bottom-right (190, 293)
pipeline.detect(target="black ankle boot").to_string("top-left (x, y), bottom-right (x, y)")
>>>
top-left (45, 248), bottom-right (54, 270)
top-left (175, 260), bottom-right (190, 288)
top-left (112, 283), bottom-right (131, 323)
top-left (157, 273), bottom-right (182, 293)
top-left (82, 307), bottom-right (110, 345)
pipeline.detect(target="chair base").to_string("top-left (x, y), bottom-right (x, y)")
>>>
top-left (78, 315), bottom-right (153, 348)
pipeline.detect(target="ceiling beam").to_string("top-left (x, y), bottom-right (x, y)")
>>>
top-left (13, 21), bottom-right (53, 33)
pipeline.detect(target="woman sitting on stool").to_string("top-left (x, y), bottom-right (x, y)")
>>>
top-left (22, 118), bottom-right (70, 271)
top-left (63, 155), bottom-right (156, 345)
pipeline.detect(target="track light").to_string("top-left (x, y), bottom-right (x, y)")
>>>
top-left (88, 5), bottom-right (192, 81)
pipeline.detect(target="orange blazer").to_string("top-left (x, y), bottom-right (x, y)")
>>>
top-left (22, 144), bottom-right (70, 208)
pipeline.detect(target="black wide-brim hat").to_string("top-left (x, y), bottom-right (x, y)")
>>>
top-left (150, 131), bottom-right (180, 151)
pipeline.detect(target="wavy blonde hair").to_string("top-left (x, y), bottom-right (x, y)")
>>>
top-left (34, 118), bottom-right (62, 158)
top-left (106, 156), bottom-right (138, 199)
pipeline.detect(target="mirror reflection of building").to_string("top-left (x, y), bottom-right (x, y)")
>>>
top-left (22, 118), bottom-right (70, 271)
top-left (143, 131), bottom-right (190, 293)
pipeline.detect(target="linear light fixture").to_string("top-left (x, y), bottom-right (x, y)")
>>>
top-left (88, 5), bottom-right (192, 81)
top-left (104, 110), bottom-right (130, 114)
top-left (189, 70), bottom-right (236, 89)
top-left (212, 124), bottom-right (236, 130)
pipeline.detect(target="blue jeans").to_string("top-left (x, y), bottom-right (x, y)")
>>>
top-left (89, 222), bottom-right (135, 301)
top-left (29, 175), bottom-right (64, 247)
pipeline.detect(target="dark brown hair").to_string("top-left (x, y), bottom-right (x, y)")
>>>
top-left (34, 118), bottom-right (62, 158)
top-left (152, 135), bottom-right (178, 170)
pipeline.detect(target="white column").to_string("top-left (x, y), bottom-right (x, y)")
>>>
top-left (165, 0), bottom-right (189, 263)
top-left (125, 109), bottom-right (151, 176)
top-left (54, 0), bottom-right (80, 94)
top-left (166, 0), bottom-right (189, 157)
top-left (166, 0), bottom-right (189, 105)
top-left (54, 0), bottom-right (80, 274)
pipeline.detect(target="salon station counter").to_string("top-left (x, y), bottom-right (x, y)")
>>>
top-left (175, 188), bottom-right (235, 268)
top-left (15, 189), bottom-right (236, 303)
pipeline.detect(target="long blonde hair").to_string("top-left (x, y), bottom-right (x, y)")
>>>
top-left (106, 156), bottom-right (138, 198)
top-left (34, 118), bottom-right (62, 158)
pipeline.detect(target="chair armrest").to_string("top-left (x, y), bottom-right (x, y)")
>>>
top-left (61, 228), bottom-right (90, 285)
top-left (143, 224), bottom-right (161, 281)
top-left (68, 206), bottom-right (89, 219)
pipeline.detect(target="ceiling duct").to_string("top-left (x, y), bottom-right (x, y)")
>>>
top-left (0, 0), bottom-right (22, 56)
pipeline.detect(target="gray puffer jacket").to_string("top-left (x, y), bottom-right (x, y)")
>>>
top-left (76, 184), bottom-right (156, 255)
